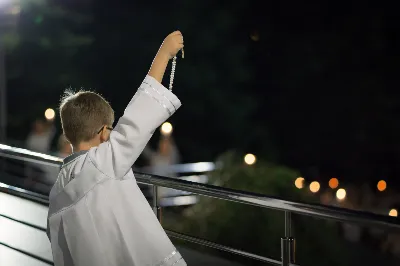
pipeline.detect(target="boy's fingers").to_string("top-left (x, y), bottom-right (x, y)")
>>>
top-left (175, 34), bottom-right (183, 43)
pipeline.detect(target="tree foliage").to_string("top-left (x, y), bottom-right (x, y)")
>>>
top-left (6, 0), bottom-right (93, 86)
top-left (165, 152), bottom-right (363, 266)
top-left (5, 0), bottom-right (272, 161)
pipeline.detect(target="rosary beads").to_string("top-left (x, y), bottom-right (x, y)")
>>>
top-left (168, 48), bottom-right (184, 91)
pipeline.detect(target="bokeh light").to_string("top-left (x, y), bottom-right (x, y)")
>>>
top-left (389, 209), bottom-right (398, 217)
top-left (336, 188), bottom-right (346, 201)
top-left (161, 122), bottom-right (173, 135)
top-left (377, 180), bottom-right (387, 192)
top-left (44, 108), bottom-right (55, 120)
top-left (329, 178), bottom-right (339, 189)
top-left (309, 181), bottom-right (320, 193)
top-left (295, 177), bottom-right (305, 189)
top-left (244, 154), bottom-right (256, 165)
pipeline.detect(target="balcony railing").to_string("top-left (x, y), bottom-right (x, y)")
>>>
top-left (1, 143), bottom-right (400, 266)
top-left (0, 143), bottom-right (212, 206)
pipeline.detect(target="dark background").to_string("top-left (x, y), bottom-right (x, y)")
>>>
top-left (3, 1), bottom-right (400, 188)
top-left (2, 1), bottom-right (400, 265)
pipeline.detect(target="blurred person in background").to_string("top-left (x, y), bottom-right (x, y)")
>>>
top-left (56, 134), bottom-right (72, 158)
top-left (29, 134), bottom-right (73, 191)
top-left (26, 118), bottom-right (56, 154)
top-left (24, 117), bottom-right (57, 192)
top-left (142, 125), bottom-right (181, 178)
top-left (142, 126), bottom-right (181, 198)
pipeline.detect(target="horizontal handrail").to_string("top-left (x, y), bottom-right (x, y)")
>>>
top-left (0, 187), bottom-right (283, 265)
top-left (0, 143), bottom-right (212, 206)
top-left (165, 229), bottom-right (282, 266)
top-left (138, 162), bottom-right (216, 174)
top-left (0, 182), bottom-right (50, 205)
top-left (135, 173), bottom-right (400, 230)
top-left (0, 143), bottom-right (62, 167)
top-left (0, 143), bottom-right (215, 174)
top-left (1, 143), bottom-right (399, 231)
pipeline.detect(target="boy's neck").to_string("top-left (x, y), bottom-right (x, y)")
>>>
top-left (73, 141), bottom-right (100, 153)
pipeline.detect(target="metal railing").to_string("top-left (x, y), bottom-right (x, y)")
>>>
top-left (0, 143), bottom-right (212, 206)
top-left (136, 162), bottom-right (214, 207)
top-left (1, 144), bottom-right (400, 266)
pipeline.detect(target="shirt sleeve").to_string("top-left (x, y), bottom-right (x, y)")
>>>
top-left (88, 75), bottom-right (181, 178)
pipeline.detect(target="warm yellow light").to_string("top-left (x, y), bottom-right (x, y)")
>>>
top-left (295, 177), bottom-right (305, 189)
top-left (44, 108), bottom-right (55, 120)
top-left (329, 178), bottom-right (339, 189)
top-left (377, 180), bottom-right (387, 192)
top-left (244, 154), bottom-right (256, 165)
top-left (250, 31), bottom-right (260, 42)
top-left (389, 209), bottom-right (398, 217)
top-left (161, 122), bottom-right (173, 135)
top-left (336, 188), bottom-right (346, 201)
top-left (309, 181), bottom-right (320, 193)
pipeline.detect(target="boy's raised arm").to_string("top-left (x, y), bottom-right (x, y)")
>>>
top-left (90, 31), bottom-right (184, 178)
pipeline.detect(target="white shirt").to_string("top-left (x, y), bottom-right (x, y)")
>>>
top-left (47, 75), bottom-right (186, 266)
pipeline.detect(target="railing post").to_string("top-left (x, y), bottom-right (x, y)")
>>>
top-left (281, 211), bottom-right (295, 266)
top-left (152, 185), bottom-right (162, 222)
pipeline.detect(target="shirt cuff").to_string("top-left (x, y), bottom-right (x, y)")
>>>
top-left (141, 75), bottom-right (182, 115)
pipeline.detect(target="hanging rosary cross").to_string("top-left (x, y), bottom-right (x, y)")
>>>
top-left (169, 47), bottom-right (184, 91)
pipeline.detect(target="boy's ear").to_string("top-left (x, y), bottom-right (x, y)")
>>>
top-left (99, 125), bottom-right (109, 142)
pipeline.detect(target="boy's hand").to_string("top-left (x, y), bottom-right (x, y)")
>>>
top-left (159, 31), bottom-right (184, 60)
top-left (148, 31), bottom-right (184, 83)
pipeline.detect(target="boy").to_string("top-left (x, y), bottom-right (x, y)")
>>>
top-left (47, 31), bottom-right (186, 266)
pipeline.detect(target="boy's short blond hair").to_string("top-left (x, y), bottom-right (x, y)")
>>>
top-left (60, 90), bottom-right (114, 146)
top-left (58, 134), bottom-right (69, 150)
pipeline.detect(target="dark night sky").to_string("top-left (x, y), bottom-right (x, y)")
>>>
top-left (5, 1), bottom-right (400, 189)
top-left (247, 2), bottom-right (400, 188)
